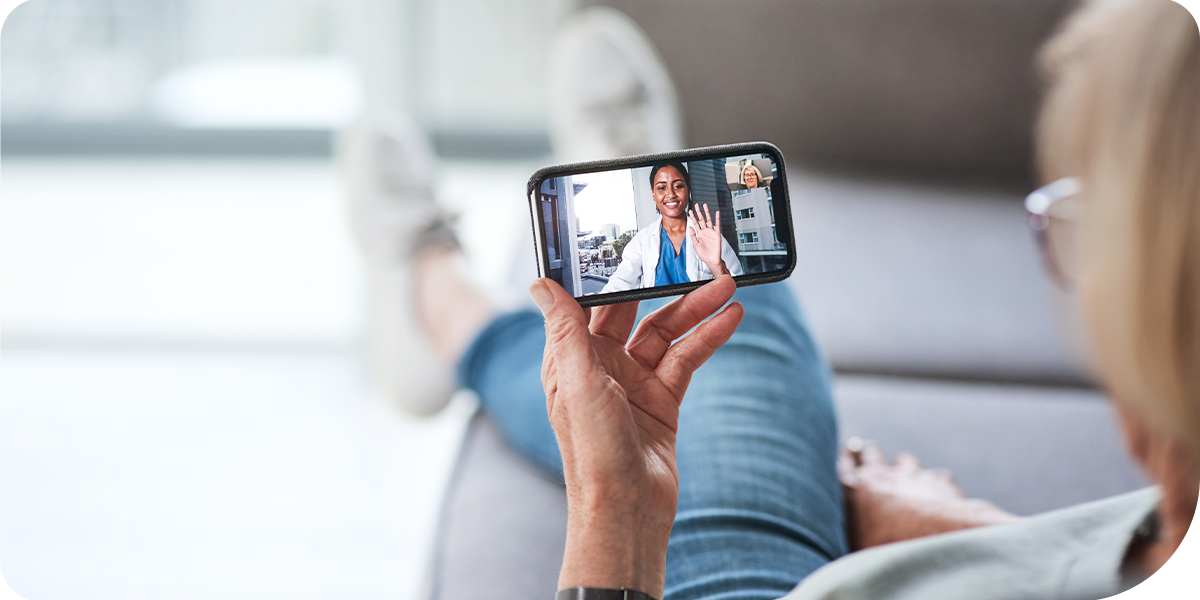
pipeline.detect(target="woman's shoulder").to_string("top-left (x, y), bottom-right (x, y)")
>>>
top-left (633, 219), bottom-right (661, 239)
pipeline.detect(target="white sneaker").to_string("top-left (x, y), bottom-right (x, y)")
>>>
top-left (340, 112), bottom-right (458, 416)
top-left (549, 6), bottom-right (684, 162)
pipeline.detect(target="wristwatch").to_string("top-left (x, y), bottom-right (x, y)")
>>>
top-left (556, 587), bottom-right (658, 600)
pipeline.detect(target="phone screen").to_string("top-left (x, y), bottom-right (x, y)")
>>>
top-left (531, 147), bottom-right (792, 301)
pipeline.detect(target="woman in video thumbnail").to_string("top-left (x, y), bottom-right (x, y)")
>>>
top-left (600, 162), bottom-right (743, 293)
top-left (741, 163), bottom-right (763, 189)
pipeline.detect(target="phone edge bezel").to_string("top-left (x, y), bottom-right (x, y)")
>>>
top-left (525, 141), bottom-right (796, 307)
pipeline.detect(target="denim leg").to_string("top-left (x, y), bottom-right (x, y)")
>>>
top-left (666, 283), bottom-right (847, 600)
top-left (457, 309), bottom-right (566, 480)
top-left (456, 283), bottom-right (847, 598)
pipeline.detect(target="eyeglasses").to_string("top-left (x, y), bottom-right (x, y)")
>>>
top-left (1025, 177), bottom-right (1082, 290)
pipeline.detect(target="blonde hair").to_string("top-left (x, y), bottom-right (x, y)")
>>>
top-left (741, 164), bottom-right (763, 185)
top-left (1038, 0), bottom-right (1200, 457)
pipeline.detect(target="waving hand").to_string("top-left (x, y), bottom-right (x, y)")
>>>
top-left (689, 203), bottom-right (729, 277)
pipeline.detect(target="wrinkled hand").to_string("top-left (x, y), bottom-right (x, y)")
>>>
top-left (838, 439), bottom-right (1018, 551)
top-left (531, 275), bottom-right (743, 598)
top-left (689, 204), bottom-right (728, 277)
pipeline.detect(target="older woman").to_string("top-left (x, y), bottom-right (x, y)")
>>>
top-left (528, 1), bottom-right (1197, 599)
top-left (366, 0), bottom-right (1194, 597)
top-left (741, 164), bottom-right (764, 189)
top-left (600, 162), bottom-right (743, 293)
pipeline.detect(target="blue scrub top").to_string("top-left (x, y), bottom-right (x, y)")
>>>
top-left (655, 225), bottom-right (689, 286)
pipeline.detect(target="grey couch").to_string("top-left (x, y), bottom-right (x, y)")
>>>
top-left (423, 1), bottom-right (1149, 598)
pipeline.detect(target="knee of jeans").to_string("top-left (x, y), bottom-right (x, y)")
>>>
top-left (732, 282), bottom-right (799, 310)
top-left (696, 327), bottom-right (834, 418)
top-left (731, 284), bottom-right (816, 340)
top-left (456, 309), bottom-right (545, 390)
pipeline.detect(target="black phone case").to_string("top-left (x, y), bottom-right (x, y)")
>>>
top-left (527, 141), bottom-right (796, 307)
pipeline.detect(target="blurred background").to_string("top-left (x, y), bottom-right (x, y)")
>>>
top-left (2, 0), bottom-right (570, 598)
top-left (3, 0), bottom-right (1172, 598)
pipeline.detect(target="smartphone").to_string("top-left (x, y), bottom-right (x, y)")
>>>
top-left (527, 142), bottom-right (795, 306)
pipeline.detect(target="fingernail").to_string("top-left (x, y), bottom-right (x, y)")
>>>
top-left (530, 280), bottom-right (554, 312)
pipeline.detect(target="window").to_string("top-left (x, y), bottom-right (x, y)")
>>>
top-left (772, 225), bottom-right (778, 243)
top-left (542, 197), bottom-right (559, 261)
top-left (739, 232), bottom-right (759, 244)
top-left (735, 207), bottom-right (754, 220)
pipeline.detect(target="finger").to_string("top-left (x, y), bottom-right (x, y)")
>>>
top-left (713, 208), bottom-right (721, 235)
top-left (845, 436), bottom-right (866, 466)
top-left (930, 467), bottom-right (955, 482)
top-left (837, 450), bottom-right (859, 486)
top-left (530, 278), bottom-right (597, 377)
top-left (655, 301), bottom-right (744, 399)
top-left (703, 203), bottom-right (713, 229)
top-left (590, 301), bottom-right (639, 344)
top-left (626, 275), bottom-right (737, 369)
top-left (860, 441), bottom-right (887, 467)
top-left (895, 452), bottom-right (922, 472)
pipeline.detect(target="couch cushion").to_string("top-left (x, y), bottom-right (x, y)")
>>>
top-left (587, 0), bottom-right (1076, 186)
top-left (424, 376), bottom-right (1147, 600)
top-left (422, 412), bottom-right (566, 600)
top-left (834, 375), bottom-right (1147, 517)
top-left (788, 170), bottom-right (1093, 385)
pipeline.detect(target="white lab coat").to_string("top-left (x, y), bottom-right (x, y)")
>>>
top-left (600, 216), bottom-right (744, 293)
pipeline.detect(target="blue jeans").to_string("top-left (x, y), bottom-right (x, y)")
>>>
top-left (456, 283), bottom-right (848, 600)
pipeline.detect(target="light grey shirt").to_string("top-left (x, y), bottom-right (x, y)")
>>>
top-left (785, 488), bottom-right (1160, 600)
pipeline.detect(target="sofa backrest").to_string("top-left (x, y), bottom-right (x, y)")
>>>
top-left (586, 0), bottom-right (1079, 188)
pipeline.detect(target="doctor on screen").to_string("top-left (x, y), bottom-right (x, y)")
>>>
top-left (601, 162), bottom-right (744, 293)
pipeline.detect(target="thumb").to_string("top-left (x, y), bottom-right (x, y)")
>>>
top-left (530, 278), bottom-right (594, 372)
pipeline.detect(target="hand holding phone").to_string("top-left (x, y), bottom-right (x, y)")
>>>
top-left (528, 142), bottom-right (795, 305)
top-left (530, 274), bottom-right (744, 598)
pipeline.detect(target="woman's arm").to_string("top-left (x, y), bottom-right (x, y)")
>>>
top-left (530, 276), bottom-right (743, 597)
top-left (839, 440), bottom-right (1019, 550)
top-left (720, 237), bottom-right (744, 277)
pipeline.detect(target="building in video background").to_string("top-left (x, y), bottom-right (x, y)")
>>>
top-left (538, 176), bottom-right (581, 296)
top-left (684, 158), bottom-right (739, 255)
top-left (728, 157), bottom-right (788, 273)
